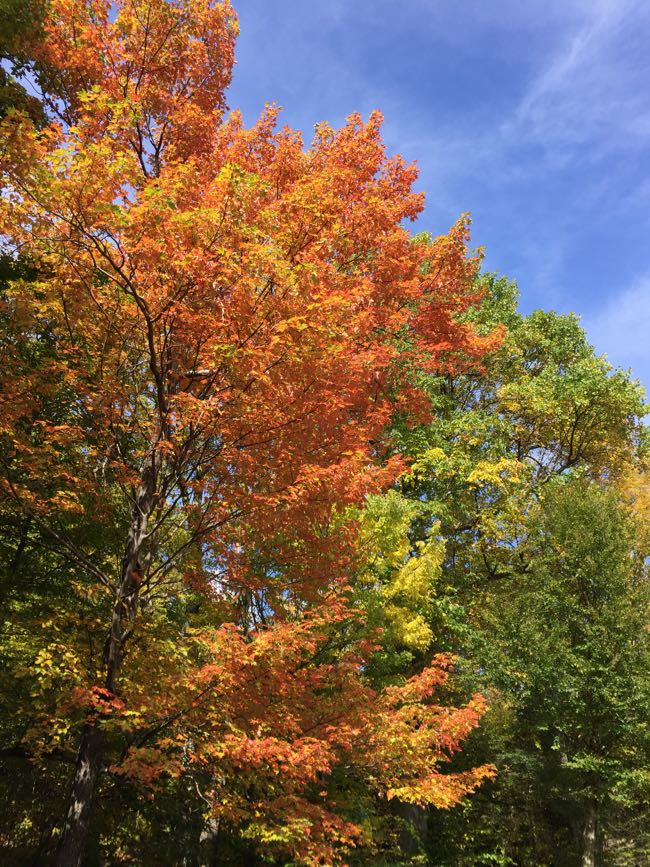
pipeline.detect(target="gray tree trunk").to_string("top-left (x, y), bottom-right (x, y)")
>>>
top-left (55, 455), bottom-right (160, 866)
top-left (198, 816), bottom-right (220, 867)
top-left (581, 799), bottom-right (598, 867)
top-left (54, 724), bottom-right (104, 867)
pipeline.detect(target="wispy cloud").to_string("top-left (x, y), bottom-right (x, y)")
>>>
top-left (583, 273), bottom-right (650, 386)
top-left (391, 0), bottom-right (650, 314)
top-left (402, 0), bottom-right (650, 179)
top-left (505, 0), bottom-right (650, 161)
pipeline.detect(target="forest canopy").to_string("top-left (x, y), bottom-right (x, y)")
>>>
top-left (0, 2), bottom-right (648, 866)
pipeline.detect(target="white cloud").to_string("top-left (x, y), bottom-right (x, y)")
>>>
top-left (584, 275), bottom-right (650, 386)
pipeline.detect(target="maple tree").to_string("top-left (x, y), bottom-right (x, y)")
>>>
top-left (0, 1), bottom-right (496, 864)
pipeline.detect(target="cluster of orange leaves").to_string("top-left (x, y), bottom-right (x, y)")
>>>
top-left (111, 597), bottom-right (492, 864)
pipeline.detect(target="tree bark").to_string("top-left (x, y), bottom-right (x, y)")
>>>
top-left (198, 815), bottom-right (220, 867)
top-left (54, 723), bottom-right (104, 867)
top-left (392, 800), bottom-right (428, 856)
top-left (105, 454), bottom-right (160, 692)
top-left (55, 453), bottom-right (161, 866)
top-left (581, 799), bottom-right (598, 867)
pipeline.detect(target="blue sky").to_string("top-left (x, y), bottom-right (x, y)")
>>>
top-left (227, 0), bottom-right (650, 395)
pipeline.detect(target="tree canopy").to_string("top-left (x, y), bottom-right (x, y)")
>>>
top-left (0, 2), bottom-right (647, 866)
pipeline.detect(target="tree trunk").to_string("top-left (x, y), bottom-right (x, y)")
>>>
top-left (581, 799), bottom-right (598, 867)
top-left (392, 800), bottom-right (428, 856)
top-left (55, 453), bottom-right (161, 866)
top-left (198, 815), bottom-right (220, 867)
top-left (55, 724), bottom-right (104, 867)
top-left (105, 455), bottom-right (160, 692)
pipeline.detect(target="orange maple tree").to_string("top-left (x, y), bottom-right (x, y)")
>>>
top-left (0, 1), bottom-right (495, 863)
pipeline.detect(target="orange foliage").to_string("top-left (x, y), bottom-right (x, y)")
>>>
top-left (0, 35), bottom-right (492, 591)
top-left (112, 597), bottom-right (494, 864)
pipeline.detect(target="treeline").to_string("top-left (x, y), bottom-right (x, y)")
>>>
top-left (0, 2), bottom-right (648, 865)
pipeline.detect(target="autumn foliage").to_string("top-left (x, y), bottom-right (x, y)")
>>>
top-left (0, 1), bottom-right (499, 864)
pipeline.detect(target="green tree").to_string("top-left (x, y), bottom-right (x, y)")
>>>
top-left (461, 479), bottom-right (650, 866)
top-left (388, 270), bottom-right (649, 864)
top-left (0, 0), bottom-right (45, 123)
